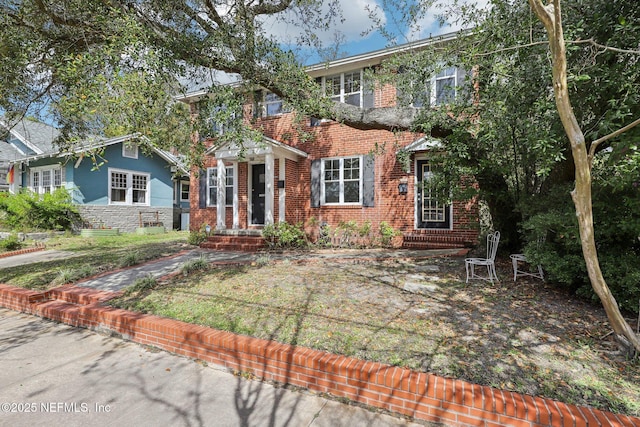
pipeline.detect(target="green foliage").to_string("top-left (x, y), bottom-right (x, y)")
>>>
top-left (0, 234), bottom-right (23, 251)
top-left (181, 256), bottom-right (209, 275)
top-left (188, 229), bottom-right (207, 246)
top-left (119, 251), bottom-right (141, 268)
top-left (262, 222), bottom-right (308, 249)
top-left (0, 189), bottom-right (80, 232)
top-left (522, 182), bottom-right (640, 314)
top-left (378, 221), bottom-right (401, 248)
top-left (124, 275), bottom-right (158, 296)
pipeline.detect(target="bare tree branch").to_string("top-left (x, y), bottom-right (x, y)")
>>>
top-left (589, 116), bottom-right (640, 163)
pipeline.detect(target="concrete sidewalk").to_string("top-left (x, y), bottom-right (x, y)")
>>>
top-left (0, 308), bottom-right (423, 427)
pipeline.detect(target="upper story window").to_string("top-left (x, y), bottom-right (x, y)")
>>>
top-left (406, 66), bottom-right (463, 108)
top-left (122, 142), bottom-right (138, 159)
top-left (30, 166), bottom-right (63, 194)
top-left (317, 69), bottom-right (374, 108)
top-left (254, 91), bottom-right (291, 117)
top-left (109, 168), bottom-right (149, 205)
top-left (207, 166), bottom-right (234, 207)
top-left (321, 156), bottom-right (361, 205)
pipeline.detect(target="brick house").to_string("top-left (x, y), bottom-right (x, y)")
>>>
top-left (179, 33), bottom-right (479, 250)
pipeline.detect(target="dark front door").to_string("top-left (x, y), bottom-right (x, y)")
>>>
top-left (416, 159), bottom-right (451, 229)
top-left (251, 164), bottom-right (266, 225)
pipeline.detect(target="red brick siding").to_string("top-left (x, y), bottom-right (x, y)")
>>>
top-left (189, 94), bottom-right (479, 246)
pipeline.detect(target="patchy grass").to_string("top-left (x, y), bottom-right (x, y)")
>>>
top-left (0, 231), bottom-right (190, 289)
top-left (110, 256), bottom-right (640, 417)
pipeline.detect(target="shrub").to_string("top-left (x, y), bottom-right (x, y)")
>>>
top-left (0, 233), bottom-right (23, 251)
top-left (378, 221), bottom-right (401, 247)
top-left (262, 222), bottom-right (307, 249)
top-left (522, 183), bottom-right (640, 314)
top-left (188, 227), bottom-right (208, 245)
top-left (0, 189), bottom-right (80, 231)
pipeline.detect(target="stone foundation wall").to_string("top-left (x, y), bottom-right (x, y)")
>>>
top-left (78, 205), bottom-right (175, 233)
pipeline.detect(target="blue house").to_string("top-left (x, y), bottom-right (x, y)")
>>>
top-left (3, 119), bottom-right (190, 232)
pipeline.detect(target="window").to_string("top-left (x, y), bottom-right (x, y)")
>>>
top-left (405, 66), bottom-right (461, 107)
top-left (319, 70), bottom-right (373, 108)
top-left (108, 168), bottom-right (149, 205)
top-left (180, 181), bottom-right (190, 202)
top-left (434, 67), bottom-right (457, 105)
top-left (122, 142), bottom-right (138, 159)
top-left (30, 166), bottom-right (63, 194)
top-left (321, 156), bottom-right (361, 205)
top-left (207, 166), bottom-right (234, 207)
top-left (255, 91), bottom-right (291, 117)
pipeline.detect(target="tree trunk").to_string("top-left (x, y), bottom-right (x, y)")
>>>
top-left (529, 0), bottom-right (640, 356)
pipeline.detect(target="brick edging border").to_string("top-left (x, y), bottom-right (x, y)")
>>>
top-left (1, 283), bottom-right (638, 427)
top-left (0, 245), bottom-right (46, 259)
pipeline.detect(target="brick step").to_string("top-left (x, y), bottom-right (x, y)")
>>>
top-left (402, 233), bottom-right (469, 250)
top-left (45, 286), bottom-right (121, 305)
top-left (200, 235), bottom-right (265, 252)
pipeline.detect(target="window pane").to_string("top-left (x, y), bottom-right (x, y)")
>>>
top-left (53, 169), bottom-right (62, 187)
top-left (209, 188), bottom-right (217, 206)
top-left (344, 72), bottom-right (361, 93)
top-left (325, 182), bottom-right (340, 203)
top-left (344, 157), bottom-right (360, 180)
top-left (344, 181), bottom-right (360, 203)
top-left (436, 77), bottom-right (455, 105)
top-left (132, 174), bottom-right (147, 204)
top-left (111, 189), bottom-right (126, 202)
top-left (225, 187), bottom-right (233, 206)
top-left (345, 93), bottom-right (360, 106)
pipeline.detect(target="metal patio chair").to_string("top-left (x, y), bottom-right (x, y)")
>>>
top-left (465, 231), bottom-right (500, 283)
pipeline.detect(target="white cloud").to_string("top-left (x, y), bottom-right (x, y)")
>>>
top-left (409, 0), bottom-right (492, 40)
top-left (262, 0), bottom-right (385, 46)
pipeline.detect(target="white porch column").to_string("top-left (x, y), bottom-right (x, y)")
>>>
top-left (216, 159), bottom-right (226, 230)
top-left (265, 153), bottom-right (275, 225)
top-left (278, 157), bottom-right (285, 223)
top-left (232, 162), bottom-right (239, 229)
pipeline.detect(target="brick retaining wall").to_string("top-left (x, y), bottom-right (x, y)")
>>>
top-left (1, 283), bottom-right (638, 427)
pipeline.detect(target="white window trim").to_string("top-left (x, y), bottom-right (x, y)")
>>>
top-left (206, 165), bottom-right (235, 207)
top-left (321, 69), bottom-right (364, 107)
top-left (122, 142), bottom-right (139, 159)
top-left (108, 167), bottom-right (150, 206)
top-left (29, 165), bottom-right (64, 194)
top-left (409, 66), bottom-right (459, 108)
top-left (320, 156), bottom-right (363, 206)
top-left (180, 180), bottom-right (190, 202)
top-left (257, 91), bottom-right (290, 117)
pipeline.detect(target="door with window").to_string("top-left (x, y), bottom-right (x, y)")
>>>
top-left (416, 160), bottom-right (450, 229)
top-left (251, 164), bottom-right (265, 225)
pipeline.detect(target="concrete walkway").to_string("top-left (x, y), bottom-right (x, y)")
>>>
top-left (0, 308), bottom-right (423, 427)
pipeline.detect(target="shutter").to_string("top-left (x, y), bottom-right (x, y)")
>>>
top-left (363, 154), bottom-right (375, 207)
top-left (310, 159), bottom-right (321, 208)
top-left (198, 169), bottom-right (207, 209)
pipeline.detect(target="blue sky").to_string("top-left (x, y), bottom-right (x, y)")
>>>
top-left (263, 0), bottom-right (487, 65)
